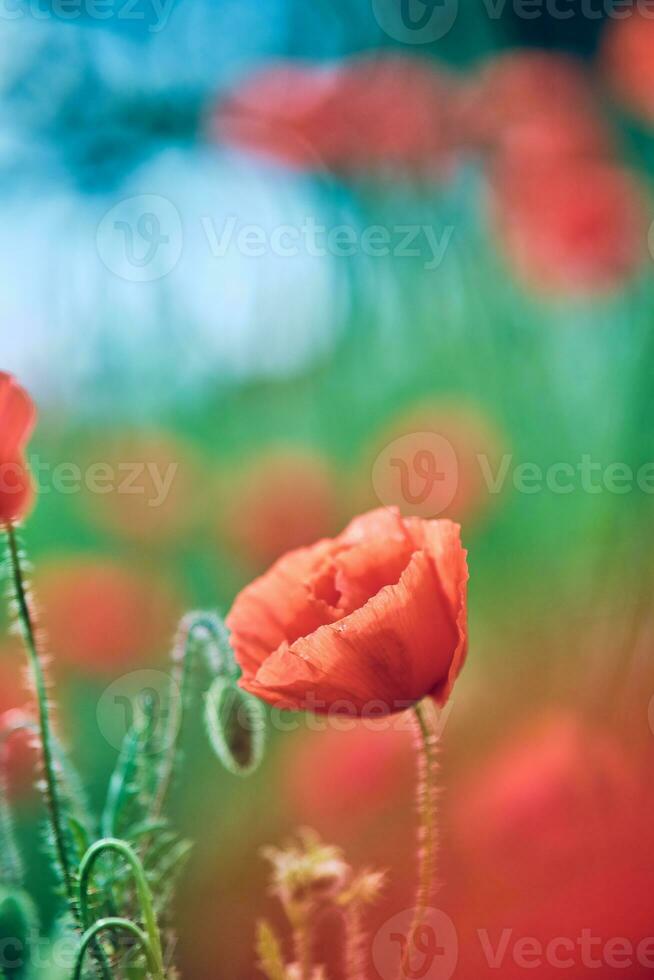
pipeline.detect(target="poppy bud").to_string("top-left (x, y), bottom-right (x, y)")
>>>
top-left (204, 677), bottom-right (265, 776)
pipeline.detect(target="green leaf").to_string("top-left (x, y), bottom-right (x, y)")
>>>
top-left (204, 679), bottom-right (265, 777)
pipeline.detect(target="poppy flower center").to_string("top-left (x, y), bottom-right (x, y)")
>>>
top-left (312, 567), bottom-right (342, 609)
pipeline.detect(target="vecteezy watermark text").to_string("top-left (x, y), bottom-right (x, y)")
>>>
top-left (96, 669), bottom-right (457, 752)
top-left (0, 454), bottom-right (178, 507)
top-left (0, 0), bottom-right (174, 31)
top-left (201, 216), bottom-right (455, 271)
top-left (95, 195), bottom-right (456, 282)
top-left (373, 909), bottom-right (654, 980)
top-left (479, 928), bottom-right (654, 970)
top-left (373, 431), bottom-right (654, 519)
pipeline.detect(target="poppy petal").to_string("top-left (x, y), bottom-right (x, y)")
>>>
top-left (226, 538), bottom-right (338, 677)
top-left (0, 373), bottom-right (36, 458)
top-left (243, 546), bottom-right (460, 714)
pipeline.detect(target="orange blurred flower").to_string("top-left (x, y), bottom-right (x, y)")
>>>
top-left (33, 558), bottom-right (181, 675)
top-left (446, 713), bottom-right (653, 979)
top-left (217, 447), bottom-right (339, 570)
top-left (285, 721), bottom-right (414, 839)
top-left (227, 507), bottom-right (468, 715)
top-left (0, 372), bottom-right (36, 525)
top-left (363, 400), bottom-right (506, 527)
top-left (214, 55), bottom-right (460, 178)
top-left (213, 61), bottom-right (343, 170)
top-left (450, 712), bottom-right (635, 878)
top-left (601, 10), bottom-right (654, 124)
top-left (464, 49), bottom-right (604, 160)
top-left (80, 431), bottom-right (205, 546)
top-left (491, 160), bottom-right (647, 294)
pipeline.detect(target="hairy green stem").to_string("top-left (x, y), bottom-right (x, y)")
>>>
top-left (400, 700), bottom-right (439, 978)
top-left (4, 525), bottom-right (76, 906)
top-left (73, 918), bottom-right (156, 980)
top-left (79, 838), bottom-right (165, 980)
top-left (4, 525), bottom-right (113, 980)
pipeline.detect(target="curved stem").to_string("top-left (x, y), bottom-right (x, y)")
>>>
top-left (4, 525), bottom-right (76, 905)
top-left (79, 838), bottom-right (165, 980)
top-left (151, 612), bottom-right (236, 819)
top-left (73, 918), bottom-right (156, 980)
top-left (401, 699), bottom-right (439, 978)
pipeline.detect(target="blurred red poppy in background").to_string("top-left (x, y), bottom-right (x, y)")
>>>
top-left (464, 50), bottom-right (602, 158)
top-left (216, 446), bottom-right (339, 569)
top-left (0, 372), bottom-right (37, 525)
top-left (446, 712), bottom-right (653, 978)
top-left (80, 431), bottom-right (205, 546)
top-left (0, 641), bottom-right (36, 797)
top-left (601, 9), bottom-right (654, 124)
top-left (362, 400), bottom-right (506, 527)
top-left (227, 506), bottom-right (468, 714)
top-left (491, 160), bottom-right (647, 294)
top-left (450, 711), bottom-right (635, 878)
top-left (284, 720), bottom-right (415, 840)
top-left (214, 55), bottom-right (460, 178)
top-left (33, 558), bottom-right (181, 675)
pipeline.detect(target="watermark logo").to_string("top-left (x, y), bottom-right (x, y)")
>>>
top-left (96, 195), bottom-right (183, 282)
top-left (372, 432), bottom-right (459, 518)
top-left (96, 669), bottom-right (179, 752)
top-left (372, 0), bottom-right (459, 43)
top-left (373, 907), bottom-right (459, 979)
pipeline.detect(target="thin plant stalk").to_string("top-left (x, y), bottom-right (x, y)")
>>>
top-left (292, 914), bottom-right (313, 980)
top-left (4, 525), bottom-right (114, 980)
top-left (400, 699), bottom-right (439, 978)
top-left (4, 524), bottom-right (76, 906)
top-left (343, 903), bottom-right (366, 980)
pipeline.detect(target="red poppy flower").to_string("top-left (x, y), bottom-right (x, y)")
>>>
top-left (491, 160), bottom-right (647, 294)
top-left (601, 10), bottom-right (654, 124)
top-left (226, 507), bottom-right (468, 715)
top-left (0, 372), bottom-right (36, 525)
top-left (214, 55), bottom-right (459, 178)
